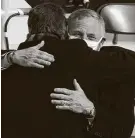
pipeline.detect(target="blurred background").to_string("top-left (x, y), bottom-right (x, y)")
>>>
top-left (1, 0), bottom-right (135, 51)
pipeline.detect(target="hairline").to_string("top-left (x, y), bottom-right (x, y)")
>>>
top-left (68, 9), bottom-right (105, 30)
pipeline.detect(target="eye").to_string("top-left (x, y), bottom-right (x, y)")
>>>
top-left (87, 34), bottom-right (96, 41)
top-left (87, 36), bottom-right (94, 40)
top-left (71, 31), bottom-right (83, 39)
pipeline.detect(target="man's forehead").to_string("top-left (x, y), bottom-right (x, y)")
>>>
top-left (70, 17), bottom-right (102, 30)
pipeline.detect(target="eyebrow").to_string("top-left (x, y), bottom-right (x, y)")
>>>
top-left (87, 33), bottom-right (96, 39)
top-left (72, 31), bottom-right (83, 36)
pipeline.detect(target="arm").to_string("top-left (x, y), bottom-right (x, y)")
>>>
top-left (81, 47), bottom-right (135, 138)
top-left (50, 79), bottom-right (134, 138)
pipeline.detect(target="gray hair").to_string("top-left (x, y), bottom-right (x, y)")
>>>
top-left (68, 9), bottom-right (105, 30)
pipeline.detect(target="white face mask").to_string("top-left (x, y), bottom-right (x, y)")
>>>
top-left (84, 37), bottom-right (103, 51)
top-left (69, 35), bottom-right (103, 51)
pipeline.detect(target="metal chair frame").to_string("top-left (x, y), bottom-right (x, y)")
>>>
top-left (97, 3), bottom-right (135, 44)
top-left (4, 8), bottom-right (30, 50)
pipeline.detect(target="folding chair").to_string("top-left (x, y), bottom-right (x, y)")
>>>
top-left (97, 3), bottom-right (135, 44)
top-left (4, 8), bottom-right (31, 50)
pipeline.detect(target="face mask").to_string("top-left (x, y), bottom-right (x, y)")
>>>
top-left (84, 37), bottom-right (103, 51)
top-left (69, 34), bottom-right (104, 51)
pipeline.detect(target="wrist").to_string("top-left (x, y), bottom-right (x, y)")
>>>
top-left (87, 107), bottom-right (96, 118)
top-left (86, 107), bottom-right (96, 131)
top-left (85, 106), bottom-right (96, 128)
top-left (7, 50), bottom-right (16, 64)
top-left (83, 102), bottom-right (95, 115)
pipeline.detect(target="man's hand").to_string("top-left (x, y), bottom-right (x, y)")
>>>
top-left (11, 41), bottom-right (55, 68)
top-left (50, 79), bottom-right (94, 115)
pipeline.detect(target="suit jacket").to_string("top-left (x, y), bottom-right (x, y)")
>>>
top-left (2, 37), bottom-right (135, 138)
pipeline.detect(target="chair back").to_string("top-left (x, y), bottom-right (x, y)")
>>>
top-left (97, 3), bottom-right (135, 44)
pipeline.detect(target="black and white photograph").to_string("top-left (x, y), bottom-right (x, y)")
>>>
top-left (1, 0), bottom-right (135, 138)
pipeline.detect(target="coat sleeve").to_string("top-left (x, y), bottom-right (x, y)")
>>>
top-left (1, 50), bottom-right (15, 70)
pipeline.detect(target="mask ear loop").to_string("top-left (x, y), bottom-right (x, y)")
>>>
top-left (66, 21), bottom-right (70, 40)
top-left (96, 37), bottom-right (106, 51)
top-left (101, 37), bottom-right (106, 45)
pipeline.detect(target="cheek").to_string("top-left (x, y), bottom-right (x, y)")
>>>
top-left (69, 35), bottom-right (79, 39)
top-left (68, 28), bottom-right (74, 36)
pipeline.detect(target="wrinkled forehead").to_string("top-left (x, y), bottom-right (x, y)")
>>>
top-left (68, 17), bottom-right (105, 39)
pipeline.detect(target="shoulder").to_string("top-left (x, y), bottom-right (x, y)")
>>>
top-left (18, 41), bottom-right (40, 50)
top-left (48, 39), bottom-right (88, 48)
top-left (41, 39), bottom-right (89, 53)
top-left (101, 46), bottom-right (135, 54)
top-left (100, 46), bottom-right (135, 58)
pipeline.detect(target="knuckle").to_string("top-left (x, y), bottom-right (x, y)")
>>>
top-left (27, 62), bottom-right (31, 67)
top-left (69, 90), bottom-right (73, 95)
top-left (36, 52), bottom-right (40, 57)
top-left (29, 51), bottom-right (34, 57)
top-left (69, 97), bottom-right (73, 101)
top-left (69, 106), bottom-right (72, 110)
top-left (32, 58), bottom-right (37, 63)
top-left (65, 89), bottom-right (69, 93)
top-left (22, 59), bottom-right (27, 64)
top-left (45, 61), bottom-right (51, 65)
top-left (39, 51), bottom-right (44, 55)
top-left (64, 89), bottom-right (68, 93)
top-left (61, 95), bottom-right (64, 99)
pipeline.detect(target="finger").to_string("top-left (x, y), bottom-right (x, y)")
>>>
top-left (37, 54), bottom-right (55, 62)
top-left (33, 58), bottom-right (51, 66)
top-left (54, 88), bottom-right (72, 95)
top-left (39, 51), bottom-right (54, 58)
top-left (51, 100), bottom-right (70, 106)
top-left (56, 105), bottom-right (70, 111)
top-left (33, 41), bottom-right (45, 49)
top-left (73, 79), bottom-right (83, 91)
top-left (83, 0), bottom-right (89, 4)
top-left (29, 62), bottom-right (44, 69)
top-left (50, 93), bottom-right (70, 100)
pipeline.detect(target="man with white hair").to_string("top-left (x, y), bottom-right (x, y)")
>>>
top-left (68, 8), bottom-right (105, 50)
top-left (50, 8), bottom-right (135, 138)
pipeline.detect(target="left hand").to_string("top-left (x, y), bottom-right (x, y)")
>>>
top-left (50, 79), bottom-right (94, 115)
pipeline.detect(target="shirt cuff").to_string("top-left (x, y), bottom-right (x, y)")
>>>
top-left (1, 51), bottom-right (14, 70)
top-left (86, 107), bottom-right (96, 131)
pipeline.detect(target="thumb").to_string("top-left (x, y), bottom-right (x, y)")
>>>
top-left (73, 79), bottom-right (83, 91)
top-left (83, 0), bottom-right (89, 4)
top-left (33, 41), bottom-right (45, 49)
